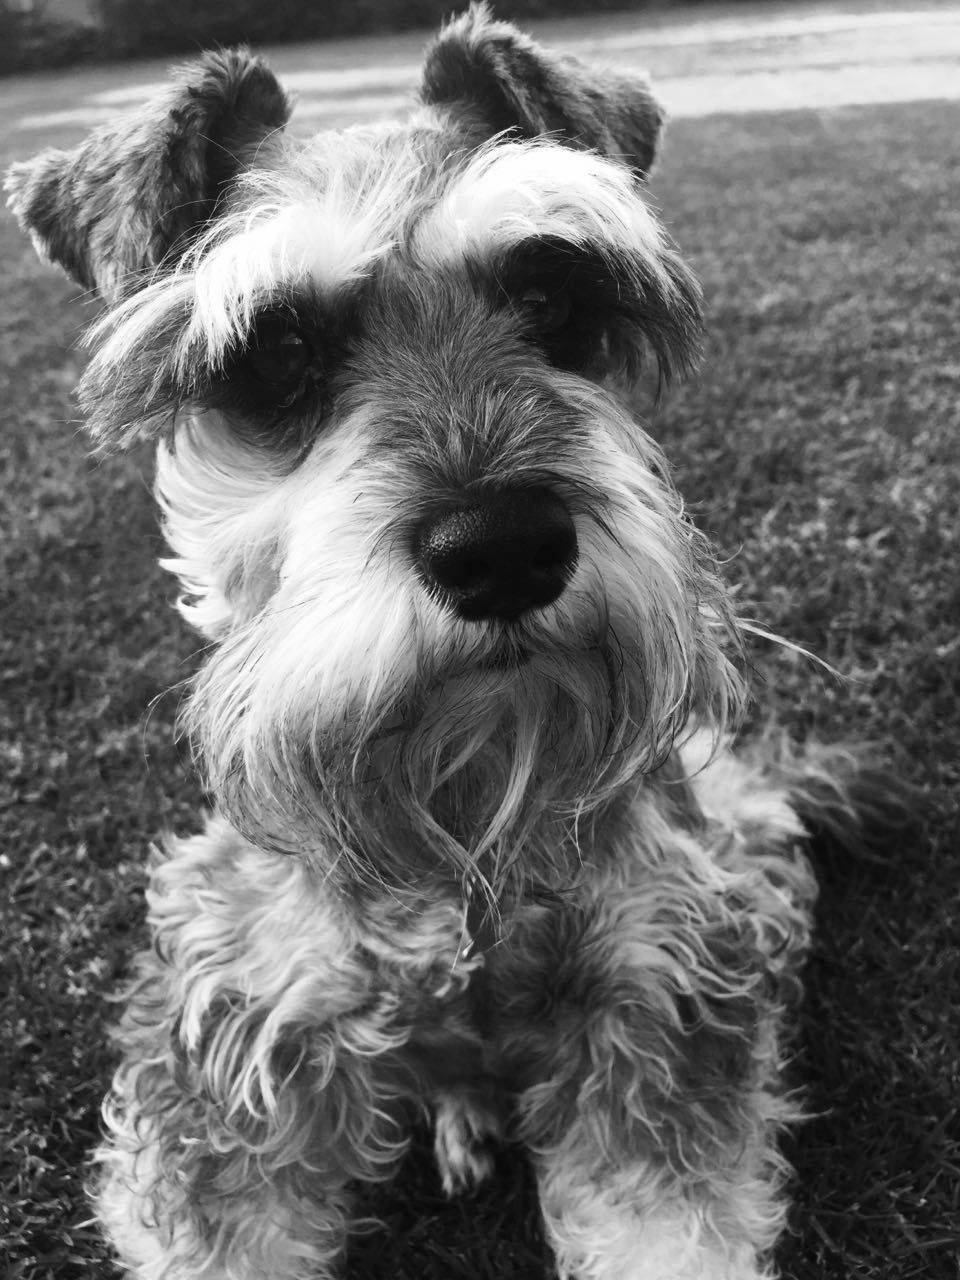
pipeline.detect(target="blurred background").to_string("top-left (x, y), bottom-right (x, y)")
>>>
top-left (1, 0), bottom-right (811, 71)
top-left (6, 0), bottom-right (955, 71)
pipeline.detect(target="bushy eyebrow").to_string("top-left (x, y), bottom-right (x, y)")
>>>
top-left (471, 233), bottom-right (701, 386)
top-left (411, 140), bottom-right (701, 376)
top-left (414, 139), bottom-right (670, 271)
top-left (173, 139), bottom-right (433, 369)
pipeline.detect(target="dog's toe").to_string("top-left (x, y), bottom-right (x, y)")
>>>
top-left (433, 1092), bottom-right (501, 1196)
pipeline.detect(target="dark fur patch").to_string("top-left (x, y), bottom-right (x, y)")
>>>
top-left (483, 894), bottom-right (771, 1172)
top-left (421, 3), bottom-right (665, 177)
top-left (490, 234), bottom-right (701, 383)
top-left (4, 48), bottom-right (289, 301)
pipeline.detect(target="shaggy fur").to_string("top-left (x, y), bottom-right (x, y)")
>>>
top-left (6, 7), bottom-right (902, 1279)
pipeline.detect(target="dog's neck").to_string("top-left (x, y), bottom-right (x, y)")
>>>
top-left (320, 745), bottom-right (693, 920)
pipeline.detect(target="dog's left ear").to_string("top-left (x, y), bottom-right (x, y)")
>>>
top-left (4, 48), bottom-right (289, 303)
top-left (421, 3), bottom-right (664, 177)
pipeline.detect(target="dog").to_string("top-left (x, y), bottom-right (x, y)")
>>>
top-left (5, 7), bottom-right (903, 1278)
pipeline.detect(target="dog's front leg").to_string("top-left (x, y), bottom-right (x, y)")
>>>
top-left (490, 830), bottom-right (811, 1280)
top-left (93, 818), bottom-right (412, 1280)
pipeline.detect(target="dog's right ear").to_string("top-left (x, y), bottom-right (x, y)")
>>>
top-left (4, 48), bottom-right (289, 304)
top-left (421, 3), bottom-right (665, 177)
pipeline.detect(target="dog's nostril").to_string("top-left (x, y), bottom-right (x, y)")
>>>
top-left (416, 488), bottom-right (578, 621)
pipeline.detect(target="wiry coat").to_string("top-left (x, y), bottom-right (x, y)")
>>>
top-left (5, 7), bottom-right (899, 1279)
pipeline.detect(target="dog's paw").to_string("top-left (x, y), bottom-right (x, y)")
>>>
top-left (433, 1092), bottom-right (502, 1196)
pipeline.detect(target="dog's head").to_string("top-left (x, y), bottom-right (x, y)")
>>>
top-left (7, 6), bottom-right (741, 891)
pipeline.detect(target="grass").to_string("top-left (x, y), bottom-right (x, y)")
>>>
top-left (1, 85), bottom-right (958, 1280)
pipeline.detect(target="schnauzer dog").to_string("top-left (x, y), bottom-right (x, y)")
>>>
top-left (7, 7), bottom-right (897, 1279)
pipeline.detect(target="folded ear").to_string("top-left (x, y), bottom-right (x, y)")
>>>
top-left (4, 48), bottom-right (289, 303)
top-left (421, 3), bottom-right (665, 177)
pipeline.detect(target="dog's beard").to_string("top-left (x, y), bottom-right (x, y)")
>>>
top-left (170, 392), bottom-right (743, 901)
top-left (185, 587), bottom-right (741, 904)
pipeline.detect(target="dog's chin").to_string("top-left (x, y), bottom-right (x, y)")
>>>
top-left (375, 644), bottom-right (542, 735)
top-left (383, 643), bottom-right (624, 769)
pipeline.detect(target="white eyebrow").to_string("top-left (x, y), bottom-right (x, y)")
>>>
top-left (177, 139), bottom-right (430, 368)
top-left (183, 198), bottom-right (393, 367)
top-left (415, 140), bottom-right (669, 269)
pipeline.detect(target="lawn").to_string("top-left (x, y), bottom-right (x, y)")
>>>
top-left (1, 54), bottom-right (958, 1280)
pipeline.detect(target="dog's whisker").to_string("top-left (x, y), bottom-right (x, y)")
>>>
top-left (739, 620), bottom-right (846, 681)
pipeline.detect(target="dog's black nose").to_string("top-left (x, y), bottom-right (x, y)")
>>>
top-left (415, 488), bottom-right (578, 621)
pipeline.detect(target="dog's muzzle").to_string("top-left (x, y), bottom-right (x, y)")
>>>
top-left (415, 487), bottom-right (578, 621)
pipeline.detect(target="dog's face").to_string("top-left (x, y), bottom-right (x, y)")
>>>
top-left (7, 7), bottom-right (741, 889)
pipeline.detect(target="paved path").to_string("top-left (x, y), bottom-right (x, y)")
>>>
top-left (5, 2), bottom-right (960, 140)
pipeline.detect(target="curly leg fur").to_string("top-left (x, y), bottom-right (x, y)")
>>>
top-left (93, 818), bottom-right (474, 1280)
top-left (481, 743), bottom-right (818, 1280)
top-left (93, 734), bottom-right (905, 1280)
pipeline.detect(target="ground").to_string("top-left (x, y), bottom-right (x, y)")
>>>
top-left (1, 3), bottom-right (958, 1279)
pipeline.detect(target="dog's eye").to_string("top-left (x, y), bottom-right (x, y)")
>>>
top-left (243, 314), bottom-right (313, 389)
top-left (519, 287), bottom-right (573, 334)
